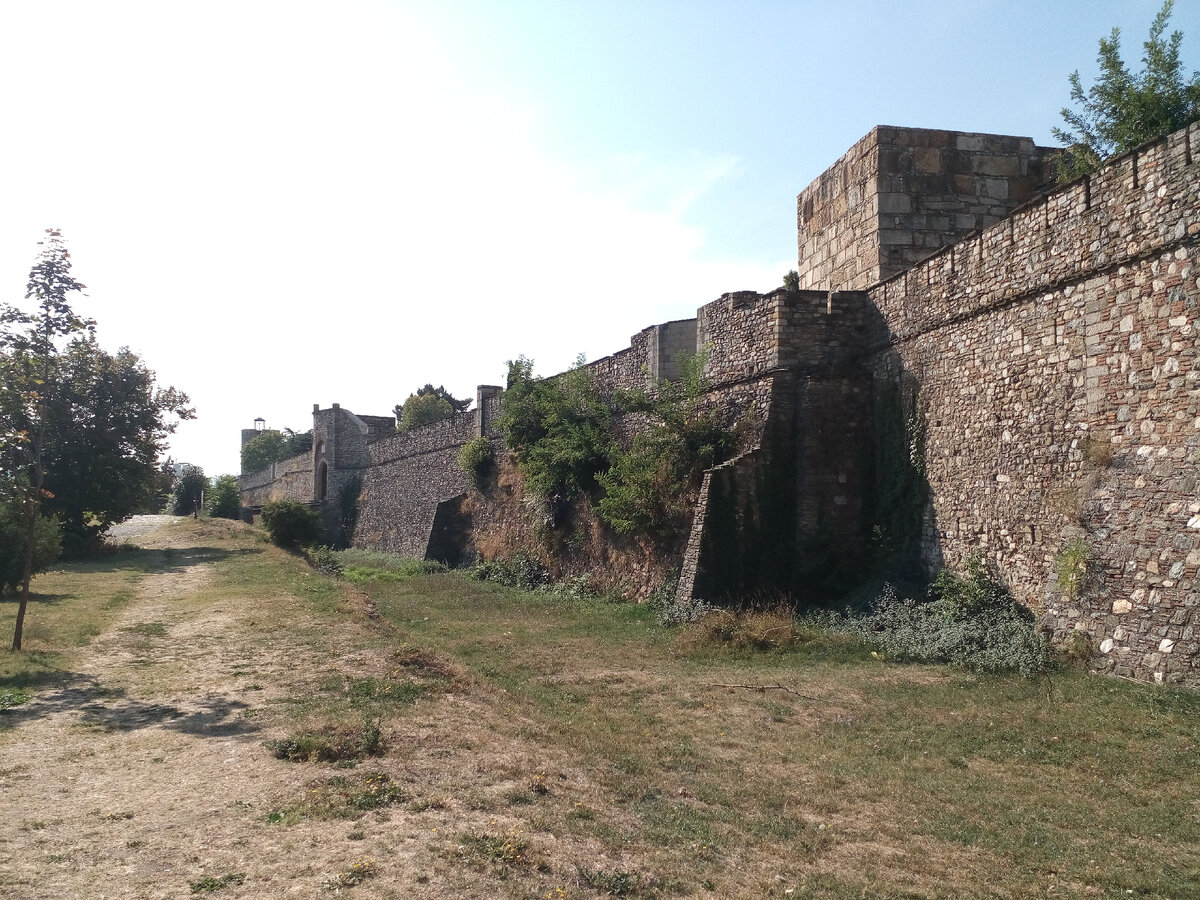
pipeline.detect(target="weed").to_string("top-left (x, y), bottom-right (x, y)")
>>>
top-left (0, 687), bottom-right (32, 709)
top-left (323, 857), bottom-right (376, 890)
top-left (468, 550), bottom-right (551, 590)
top-left (577, 865), bottom-right (645, 896)
top-left (458, 436), bottom-right (495, 490)
top-left (189, 872), bottom-right (245, 893)
top-left (1055, 535), bottom-right (1091, 599)
top-left (269, 772), bottom-right (408, 824)
top-left (304, 545), bottom-right (344, 577)
top-left (1081, 431), bottom-right (1114, 467)
top-left (677, 607), bottom-right (802, 652)
top-left (1061, 627), bottom-right (1094, 663)
top-left (265, 712), bottom-right (385, 763)
top-left (454, 828), bottom-right (533, 871)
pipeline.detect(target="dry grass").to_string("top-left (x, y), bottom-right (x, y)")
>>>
top-left (1, 518), bottom-right (1197, 899)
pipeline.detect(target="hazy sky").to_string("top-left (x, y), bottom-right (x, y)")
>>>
top-left (1, 0), bottom-right (1196, 476)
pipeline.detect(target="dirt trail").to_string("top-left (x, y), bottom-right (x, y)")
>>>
top-left (0, 519), bottom-right (397, 899)
top-left (0, 518), bottom-right (603, 900)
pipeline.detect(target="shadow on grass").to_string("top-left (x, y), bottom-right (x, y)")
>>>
top-left (0, 670), bottom-right (258, 738)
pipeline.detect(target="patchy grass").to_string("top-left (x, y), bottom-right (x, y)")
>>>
top-left (4, 522), bottom-right (1198, 899)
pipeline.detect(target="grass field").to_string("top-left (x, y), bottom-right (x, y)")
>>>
top-left (1, 519), bottom-right (1198, 899)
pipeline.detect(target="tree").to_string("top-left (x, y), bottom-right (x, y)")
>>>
top-left (394, 384), bottom-right (470, 431)
top-left (208, 474), bottom-right (241, 520)
top-left (42, 338), bottom-right (193, 552)
top-left (1054, 0), bottom-right (1200, 181)
top-left (169, 465), bottom-right (207, 516)
top-left (1, 229), bottom-right (93, 650)
top-left (782, 270), bottom-right (799, 291)
top-left (240, 427), bottom-right (311, 473)
top-left (1, 230), bottom-right (192, 649)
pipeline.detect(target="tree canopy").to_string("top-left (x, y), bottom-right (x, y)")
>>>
top-left (395, 384), bottom-right (470, 431)
top-left (241, 428), bottom-right (312, 473)
top-left (1054, 0), bottom-right (1200, 181)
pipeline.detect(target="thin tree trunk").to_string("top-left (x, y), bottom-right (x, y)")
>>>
top-left (12, 497), bottom-right (36, 652)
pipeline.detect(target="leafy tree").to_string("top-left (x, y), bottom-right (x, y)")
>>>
top-left (782, 269), bottom-right (799, 291)
top-left (169, 465), bottom-right (207, 516)
top-left (394, 384), bottom-right (469, 431)
top-left (1, 230), bottom-right (191, 649)
top-left (207, 474), bottom-right (241, 520)
top-left (1054, 0), bottom-right (1200, 181)
top-left (42, 337), bottom-right (192, 552)
top-left (240, 427), bottom-right (312, 473)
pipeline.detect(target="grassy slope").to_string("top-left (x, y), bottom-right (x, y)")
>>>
top-left (2, 525), bottom-right (1198, 899)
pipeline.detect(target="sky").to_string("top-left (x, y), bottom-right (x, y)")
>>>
top-left (1, 0), bottom-right (1197, 476)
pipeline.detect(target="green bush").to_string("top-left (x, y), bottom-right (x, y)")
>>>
top-left (260, 499), bottom-right (322, 549)
top-left (0, 502), bottom-right (62, 592)
top-left (457, 437), bottom-right (494, 490)
top-left (303, 545), bottom-right (343, 577)
top-left (468, 550), bottom-right (551, 590)
top-left (207, 474), bottom-right (241, 520)
top-left (497, 356), bottom-right (614, 500)
top-left (837, 555), bottom-right (1048, 676)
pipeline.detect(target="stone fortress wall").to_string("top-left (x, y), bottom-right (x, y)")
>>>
top-left (240, 121), bottom-right (1200, 684)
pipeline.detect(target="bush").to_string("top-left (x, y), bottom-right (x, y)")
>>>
top-left (207, 474), bottom-right (241, 520)
top-left (468, 550), bottom-right (551, 590)
top-left (303, 545), bottom-right (344, 577)
top-left (837, 557), bottom-right (1048, 676)
top-left (260, 499), bottom-right (322, 549)
top-left (0, 502), bottom-right (62, 592)
top-left (457, 437), bottom-right (494, 490)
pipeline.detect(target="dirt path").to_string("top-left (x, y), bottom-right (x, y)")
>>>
top-left (0, 519), bottom-right (609, 900)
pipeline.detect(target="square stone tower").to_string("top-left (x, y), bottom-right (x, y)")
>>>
top-left (796, 126), bottom-right (1050, 290)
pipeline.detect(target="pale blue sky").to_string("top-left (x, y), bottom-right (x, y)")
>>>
top-left (0, 0), bottom-right (1195, 475)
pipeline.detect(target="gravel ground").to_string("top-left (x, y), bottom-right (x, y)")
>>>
top-left (104, 514), bottom-right (184, 541)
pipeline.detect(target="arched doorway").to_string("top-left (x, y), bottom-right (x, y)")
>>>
top-left (317, 461), bottom-right (328, 501)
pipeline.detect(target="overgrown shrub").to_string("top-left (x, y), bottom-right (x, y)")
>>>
top-left (303, 545), bottom-right (344, 577)
top-left (260, 499), bottom-right (322, 550)
top-left (0, 502), bottom-right (62, 592)
top-left (497, 356), bottom-right (614, 500)
top-left (680, 607), bottom-right (802, 651)
top-left (468, 549), bottom-right (551, 590)
top-left (837, 557), bottom-right (1048, 675)
top-left (457, 437), bottom-right (494, 490)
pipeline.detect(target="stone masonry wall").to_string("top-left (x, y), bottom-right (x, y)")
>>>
top-left (238, 450), bottom-right (313, 507)
top-left (861, 122), bottom-right (1200, 682)
top-left (797, 126), bottom-right (1048, 291)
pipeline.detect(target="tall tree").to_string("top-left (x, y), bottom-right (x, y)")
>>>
top-left (0, 230), bottom-right (93, 650)
top-left (1, 230), bottom-right (193, 649)
top-left (1054, 0), bottom-right (1200, 181)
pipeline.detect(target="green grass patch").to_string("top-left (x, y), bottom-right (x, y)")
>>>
top-left (268, 771), bottom-right (408, 823)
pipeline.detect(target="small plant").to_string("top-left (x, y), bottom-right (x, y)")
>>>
top-left (454, 828), bottom-right (532, 871)
top-left (1055, 535), bottom-right (1091, 599)
top-left (0, 687), bottom-right (33, 709)
top-left (260, 499), bottom-right (322, 549)
top-left (678, 606), bottom-right (803, 652)
top-left (304, 545), bottom-right (344, 577)
top-left (1061, 627), bottom-right (1094, 663)
top-left (577, 865), bottom-right (644, 896)
top-left (265, 713), bottom-right (386, 763)
top-left (323, 857), bottom-right (376, 890)
top-left (189, 873), bottom-right (246, 894)
top-left (457, 436), bottom-right (495, 490)
top-left (1081, 432), bottom-right (1114, 468)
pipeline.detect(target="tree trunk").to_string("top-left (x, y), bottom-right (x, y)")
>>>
top-left (12, 496), bottom-right (37, 652)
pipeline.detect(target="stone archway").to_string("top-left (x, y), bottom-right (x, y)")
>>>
top-left (317, 460), bottom-right (328, 501)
